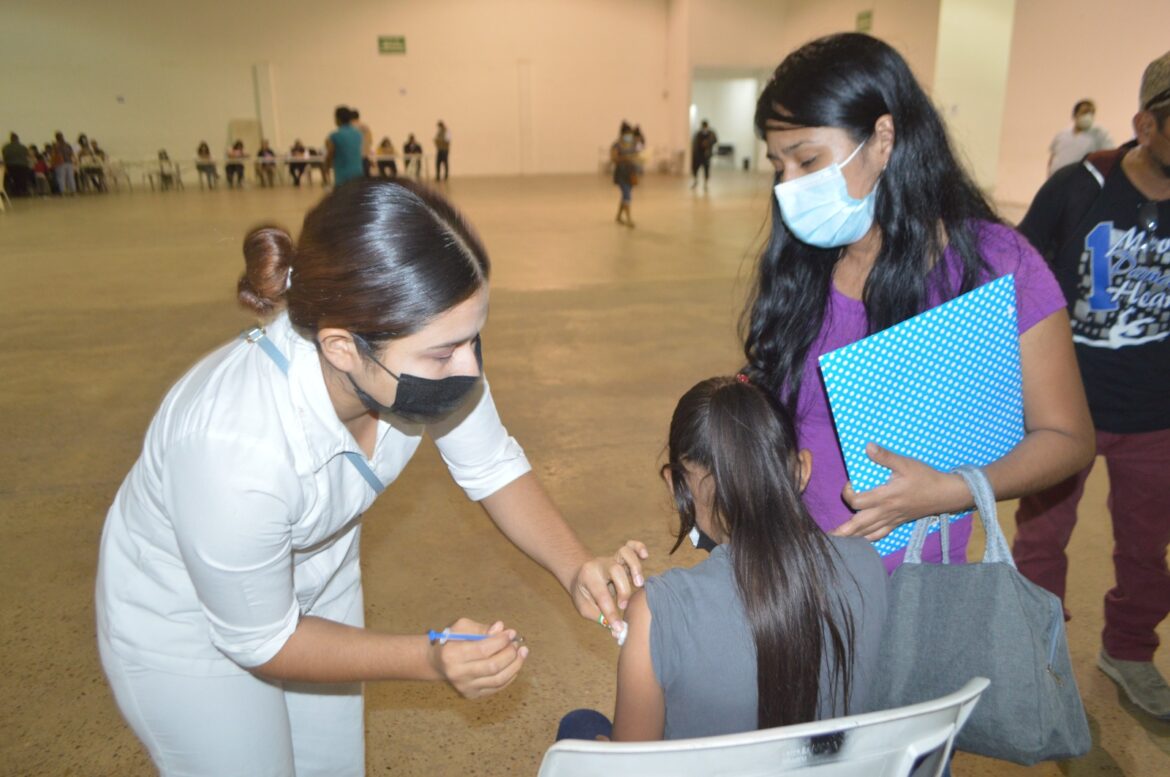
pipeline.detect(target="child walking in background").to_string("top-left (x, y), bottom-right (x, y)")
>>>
top-left (558, 375), bottom-right (888, 742)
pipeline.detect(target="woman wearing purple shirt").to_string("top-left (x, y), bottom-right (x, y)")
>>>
top-left (742, 34), bottom-right (1095, 571)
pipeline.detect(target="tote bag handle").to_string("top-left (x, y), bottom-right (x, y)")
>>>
top-left (903, 465), bottom-right (1015, 567)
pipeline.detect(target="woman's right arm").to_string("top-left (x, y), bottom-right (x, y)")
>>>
top-left (255, 616), bottom-right (526, 699)
top-left (165, 437), bottom-right (525, 698)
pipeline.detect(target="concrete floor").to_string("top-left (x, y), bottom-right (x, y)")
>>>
top-left (1, 171), bottom-right (1167, 775)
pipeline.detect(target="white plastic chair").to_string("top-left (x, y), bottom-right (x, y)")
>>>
top-left (102, 160), bottom-right (132, 192)
top-left (537, 677), bottom-right (989, 777)
top-left (147, 157), bottom-right (184, 192)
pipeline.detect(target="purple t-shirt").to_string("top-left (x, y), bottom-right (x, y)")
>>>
top-left (796, 222), bottom-right (1066, 572)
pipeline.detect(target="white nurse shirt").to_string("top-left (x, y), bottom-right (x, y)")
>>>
top-left (95, 312), bottom-right (531, 675)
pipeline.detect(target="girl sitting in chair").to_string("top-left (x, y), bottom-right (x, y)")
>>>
top-left (560, 375), bottom-right (888, 741)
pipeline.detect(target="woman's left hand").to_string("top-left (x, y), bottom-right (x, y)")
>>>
top-left (570, 540), bottom-right (649, 637)
top-left (833, 443), bottom-right (969, 540)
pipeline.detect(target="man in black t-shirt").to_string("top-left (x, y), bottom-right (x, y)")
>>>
top-left (1013, 51), bottom-right (1170, 720)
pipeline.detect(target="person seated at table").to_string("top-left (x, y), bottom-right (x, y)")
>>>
top-left (32, 148), bottom-right (52, 196)
top-left (196, 142), bottom-right (219, 189)
top-left (76, 134), bottom-right (106, 192)
top-left (77, 146), bottom-right (106, 192)
top-left (403, 133), bottom-right (423, 177)
top-left (225, 140), bottom-right (246, 188)
top-left (76, 133), bottom-right (92, 166)
top-left (376, 136), bottom-right (398, 178)
top-left (288, 139), bottom-right (309, 187)
top-left (91, 139), bottom-right (109, 181)
top-left (156, 150), bottom-right (177, 190)
top-left (307, 146), bottom-right (329, 186)
top-left (41, 143), bottom-right (59, 194)
top-left (255, 139), bottom-right (277, 188)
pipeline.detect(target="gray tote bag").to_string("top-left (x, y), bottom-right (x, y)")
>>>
top-left (872, 465), bottom-right (1091, 765)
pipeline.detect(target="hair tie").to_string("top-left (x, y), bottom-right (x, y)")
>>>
top-left (736, 372), bottom-right (750, 384)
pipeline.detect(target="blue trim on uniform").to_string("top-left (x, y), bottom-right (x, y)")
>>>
top-left (241, 327), bottom-right (386, 494)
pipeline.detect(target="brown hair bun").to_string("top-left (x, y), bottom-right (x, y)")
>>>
top-left (238, 225), bottom-right (294, 317)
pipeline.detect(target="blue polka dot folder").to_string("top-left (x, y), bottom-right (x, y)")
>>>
top-left (818, 275), bottom-right (1024, 556)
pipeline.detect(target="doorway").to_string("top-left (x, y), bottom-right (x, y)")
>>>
top-left (690, 71), bottom-right (767, 175)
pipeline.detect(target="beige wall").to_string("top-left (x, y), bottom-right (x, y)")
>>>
top-left (665, 0), bottom-right (694, 155)
top-left (689, 0), bottom-right (788, 71)
top-left (932, 0), bottom-right (1015, 193)
top-left (8, 0), bottom-right (1165, 186)
top-left (2, 0), bottom-right (675, 175)
top-left (996, 0), bottom-right (1170, 208)
top-left (780, 0), bottom-right (941, 88)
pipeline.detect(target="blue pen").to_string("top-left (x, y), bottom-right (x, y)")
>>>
top-left (428, 628), bottom-right (526, 646)
top-left (428, 628), bottom-right (487, 645)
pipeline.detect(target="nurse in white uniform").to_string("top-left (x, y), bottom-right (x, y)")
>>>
top-left (95, 178), bottom-right (647, 776)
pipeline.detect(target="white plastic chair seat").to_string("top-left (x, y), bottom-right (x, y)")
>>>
top-left (537, 677), bottom-right (989, 777)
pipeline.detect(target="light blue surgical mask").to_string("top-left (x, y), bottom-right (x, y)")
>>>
top-left (773, 140), bottom-right (878, 248)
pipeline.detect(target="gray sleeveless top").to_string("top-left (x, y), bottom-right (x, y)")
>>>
top-left (646, 536), bottom-right (887, 739)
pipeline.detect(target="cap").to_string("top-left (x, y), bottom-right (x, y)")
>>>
top-left (1139, 51), bottom-right (1170, 110)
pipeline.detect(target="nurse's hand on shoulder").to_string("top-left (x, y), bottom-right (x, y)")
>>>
top-left (571, 540), bottom-right (649, 639)
top-left (833, 443), bottom-right (969, 540)
top-left (428, 618), bottom-right (528, 700)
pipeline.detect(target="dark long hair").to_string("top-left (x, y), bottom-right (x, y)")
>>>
top-left (237, 178), bottom-right (489, 351)
top-left (744, 33), bottom-right (996, 408)
top-left (664, 376), bottom-right (857, 728)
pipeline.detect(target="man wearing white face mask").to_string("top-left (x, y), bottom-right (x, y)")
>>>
top-left (1014, 50), bottom-right (1170, 721)
top-left (1049, 99), bottom-right (1114, 177)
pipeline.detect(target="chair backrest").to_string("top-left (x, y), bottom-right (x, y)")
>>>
top-left (537, 677), bottom-right (988, 777)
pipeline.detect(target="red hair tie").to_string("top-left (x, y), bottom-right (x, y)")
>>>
top-left (736, 373), bottom-right (750, 384)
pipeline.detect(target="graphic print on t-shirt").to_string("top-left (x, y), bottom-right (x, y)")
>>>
top-left (1073, 220), bottom-right (1170, 349)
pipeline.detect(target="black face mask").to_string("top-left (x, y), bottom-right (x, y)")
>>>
top-left (687, 525), bottom-right (718, 553)
top-left (349, 336), bottom-right (483, 423)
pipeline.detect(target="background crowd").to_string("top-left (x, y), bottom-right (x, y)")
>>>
top-left (1, 106), bottom-right (454, 198)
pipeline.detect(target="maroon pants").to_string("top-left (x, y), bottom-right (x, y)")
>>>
top-left (1013, 428), bottom-right (1170, 661)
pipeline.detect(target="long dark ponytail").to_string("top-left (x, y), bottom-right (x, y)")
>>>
top-left (665, 376), bottom-right (857, 727)
top-left (743, 33), bottom-right (996, 409)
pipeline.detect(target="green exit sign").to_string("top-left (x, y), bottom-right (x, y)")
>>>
top-left (856, 10), bottom-right (873, 33)
top-left (378, 36), bottom-right (406, 54)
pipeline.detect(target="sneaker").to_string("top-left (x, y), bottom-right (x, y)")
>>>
top-left (1097, 651), bottom-right (1170, 719)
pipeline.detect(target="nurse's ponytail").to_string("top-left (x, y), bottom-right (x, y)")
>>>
top-left (238, 226), bottom-right (294, 316)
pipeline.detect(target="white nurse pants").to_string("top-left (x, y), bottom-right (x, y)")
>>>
top-left (98, 582), bottom-right (365, 777)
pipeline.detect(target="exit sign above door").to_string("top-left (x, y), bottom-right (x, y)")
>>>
top-left (378, 36), bottom-right (406, 54)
